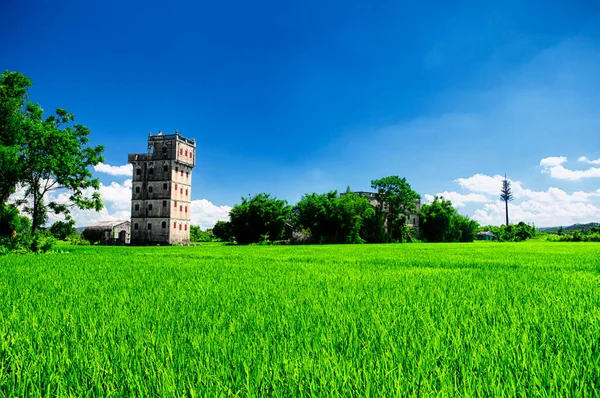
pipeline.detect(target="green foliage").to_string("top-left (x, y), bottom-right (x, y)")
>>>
top-left (294, 190), bottom-right (374, 244)
top-left (229, 193), bottom-right (292, 244)
top-left (49, 219), bottom-right (76, 240)
top-left (212, 220), bottom-right (233, 242)
top-left (419, 197), bottom-right (479, 242)
top-left (371, 176), bottom-right (420, 242)
top-left (0, 70), bottom-right (32, 205)
top-left (1, 243), bottom-right (600, 394)
top-left (0, 70), bottom-right (104, 233)
top-left (190, 225), bottom-right (215, 242)
top-left (544, 230), bottom-right (600, 242)
top-left (67, 233), bottom-right (90, 246)
top-left (0, 203), bottom-right (30, 236)
top-left (481, 222), bottom-right (537, 242)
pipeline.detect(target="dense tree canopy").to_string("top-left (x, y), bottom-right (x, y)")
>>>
top-left (0, 71), bottom-right (32, 204)
top-left (49, 219), bottom-right (76, 240)
top-left (419, 197), bottom-right (479, 243)
top-left (371, 176), bottom-right (420, 242)
top-left (229, 193), bottom-right (292, 244)
top-left (294, 190), bottom-right (374, 244)
top-left (0, 71), bottom-right (104, 234)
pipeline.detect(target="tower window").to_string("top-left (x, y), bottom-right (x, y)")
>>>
top-left (185, 149), bottom-right (188, 156)
top-left (174, 201), bottom-right (177, 207)
top-left (148, 204), bottom-right (153, 211)
top-left (175, 183), bottom-right (178, 190)
top-left (185, 206), bottom-right (188, 213)
top-left (186, 172), bottom-right (189, 178)
top-left (134, 204), bottom-right (139, 211)
top-left (163, 165), bottom-right (168, 172)
top-left (162, 221), bottom-right (166, 228)
top-left (134, 223), bottom-right (138, 230)
top-left (180, 148), bottom-right (183, 155)
top-left (173, 222), bottom-right (177, 228)
top-left (185, 189), bottom-right (188, 196)
top-left (180, 170), bottom-right (183, 177)
top-left (148, 186), bottom-right (153, 193)
top-left (163, 183), bottom-right (167, 190)
top-left (180, 205), bottom-right (182, 211)
top-left (180, 188), bottom-right (183, 194)
top-left (136, 168), bottom-right (141, 176)
top-left (162, 200), bottom-right (167, 207)
top-left (176, 167), bottom-right (178, 172)
top-left (179, 224), bottom-right (182, 230)
top-left (148, 223), bottom-right (152, 230)
top-left (135, 186), bottom-right (140, 193)
top-left (184, 224), bottom-right (187, 231)
top-left (149, 168), bottom-right (153, 175)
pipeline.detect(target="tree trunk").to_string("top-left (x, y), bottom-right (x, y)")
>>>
top-left (505, 200), bottom-right (509, 227)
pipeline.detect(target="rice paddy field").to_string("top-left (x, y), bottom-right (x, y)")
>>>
top-left (1, 242), bottom-right (600, 396)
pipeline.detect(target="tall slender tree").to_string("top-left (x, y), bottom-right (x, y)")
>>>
top-left (500, 174), bottom-right (513, 226)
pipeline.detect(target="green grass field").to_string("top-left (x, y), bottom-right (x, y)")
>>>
top-left (1, 242), bottom-right (600, 396)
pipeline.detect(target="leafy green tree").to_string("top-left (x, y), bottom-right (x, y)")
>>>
top-left (419, 197), bottom-right (479, 242)
top-left (0, 204), bottom-right (30, 237)
top-left (212, 220), bottom-right (233, 242)
top-left (190, 225), bottom-right (215, 242)
top-left (294, 190), bottom-right (374, 244)
top-left (0, 71), bottom-right (104, 233)
top-left (419, 197), bottom-right (456, 242)
top-left (453, 214), bottom-right (479, 242)
top-left (371, 176), bottom-right (420, 242)
top-left (500, 174), bottom-right (513, 227)
top-left (229, 193), bottom-right (292, 244)
top-left (480, 222), bottom-right (536, 242)
top-left (20, 103), bottom-right (104, 233)
top-left (49, 218), bottom-right (76, 240)
top-left (0, 71), bottom-right (32, 204)
top-left (293, 191), bottom-right (339, 243)
top-left (337, 191), bottom-right (374, 244)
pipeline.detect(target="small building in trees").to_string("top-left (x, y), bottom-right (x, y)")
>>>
top-left (128, 131), bottom-right (196, 245)
top-left (476, 231), bottom-right (494, 241)
top-left (83, 220), bottom-right (130, 245)
top-left (343, 191), bottom-right (421, 231)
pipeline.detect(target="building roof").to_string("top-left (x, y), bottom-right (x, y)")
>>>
top-left (477, 231), bottom-right (494, 236)
top-left (86, 220), bottom-right (130, 229)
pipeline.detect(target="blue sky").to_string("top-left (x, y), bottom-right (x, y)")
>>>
top-left (3, 0), bottom-right (600, 227)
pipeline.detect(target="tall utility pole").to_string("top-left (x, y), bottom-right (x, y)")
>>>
top-left (500, 174), bottom-right (513, 227)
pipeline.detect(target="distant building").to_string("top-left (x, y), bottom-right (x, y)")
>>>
top-left (341, 191), bottom-right (421, 231)
top-left (83, 221), bottom-right (130, 245)
top-left (128, 132), bottom-right (196, 245)
top-left (476, 231), bottom-right (494, 241)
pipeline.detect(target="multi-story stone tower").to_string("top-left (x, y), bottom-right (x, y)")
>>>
top-left (128, 132), bottom-right (196, 245)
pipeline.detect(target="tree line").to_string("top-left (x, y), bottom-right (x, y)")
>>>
top-left (205, 177), bottom-right (482, 245)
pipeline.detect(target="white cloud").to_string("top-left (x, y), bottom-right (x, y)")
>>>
top-left (540, 156), bottom-right (567, 167)
top-left (94, 162), bottom-right (133, 176)
top-left (540, 157), bottom-right (600, 180)
top-left (472, 200), bottom-right (600, 228)
top-left (578, 156), bottom-right (600, 165)
top-left (190, 199), bottom-right (232, 229)
top-left (447, 168), bottom-right (600, 227)
top-left (454, 174), bottom-right (512, 196)
top-left (424, 191), bottom-right (490, 207)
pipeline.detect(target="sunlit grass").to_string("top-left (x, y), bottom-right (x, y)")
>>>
top-left (1, 242), bottom-right (599, 395)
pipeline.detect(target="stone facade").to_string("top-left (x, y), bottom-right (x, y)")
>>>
top-left (83, 220), bottom-right (130, 245)
top-left (128, 132), bottom-right (196, 245)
